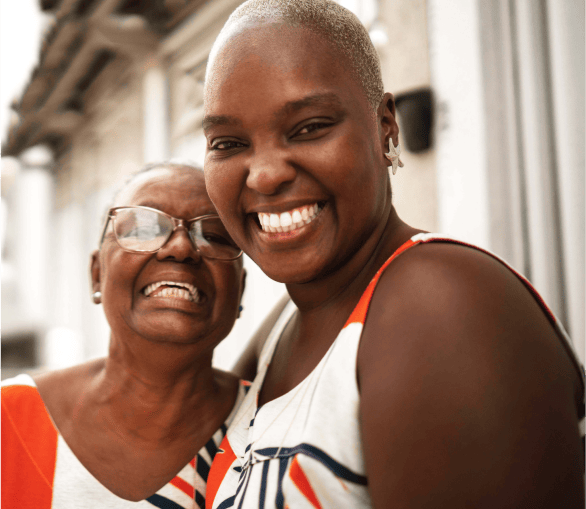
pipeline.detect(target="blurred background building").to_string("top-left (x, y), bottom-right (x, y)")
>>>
top-left (1, 0), bottom-right (584, 379)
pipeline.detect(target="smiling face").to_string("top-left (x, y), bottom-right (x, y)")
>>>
top-left (204, 23), bottom-right (397, 284)
top-left (92, 165), bottom-right (244, 346)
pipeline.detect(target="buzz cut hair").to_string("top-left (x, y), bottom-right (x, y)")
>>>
top-left (100, 160), bottom-right (204, 243)
top-left (111, 159), bottom-right (203, 207)
top-left (206, 0), bottom-right (385, 111)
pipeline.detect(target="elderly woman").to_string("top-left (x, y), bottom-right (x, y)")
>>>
top-left (201, 1), bottom-right (585, 508)
top-left (2, 163), bottom-right (246, 508)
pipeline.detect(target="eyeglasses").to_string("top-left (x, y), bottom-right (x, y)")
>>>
top-left (99, 206), bottom-right (243, 261)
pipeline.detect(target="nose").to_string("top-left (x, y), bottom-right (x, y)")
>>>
top-left (156, 227), bottom-right (202, 263)
top-left (246, 159), bottom-right (297, 195)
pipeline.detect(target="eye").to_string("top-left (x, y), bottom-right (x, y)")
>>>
top-left (293, 121), bottom-right (333, 137)
top-left (209, 139), bottom-right (245, 151)
top-left (125, 225), bottom-right (160, 239)
top-left (203, 233), bottom-right (234, 246)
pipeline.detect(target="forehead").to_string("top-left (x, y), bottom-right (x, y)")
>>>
top-left (116, 167), bottom-right (210, 209)
top-left (205, 22), bottom-right (364, 112)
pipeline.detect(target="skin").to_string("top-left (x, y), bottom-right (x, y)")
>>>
top-left (204, 22), bottom-right (584, 508)
top-left (34, 166), bottom-right (245, 501)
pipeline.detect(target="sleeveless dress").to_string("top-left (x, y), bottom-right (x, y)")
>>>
top-left (206, 233), bottom-right (585, 509)
top-left (1, 373), bottom-right (250, 509)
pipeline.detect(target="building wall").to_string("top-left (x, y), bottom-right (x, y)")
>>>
top-left (379, 0), bottom-right (437, 233)
top-left (427, 0), bottom-right (584, 361)
top-left (48, 54), bottom-right (145, 366)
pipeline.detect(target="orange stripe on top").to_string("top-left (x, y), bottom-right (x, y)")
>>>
top-left (344, 234), bottom-right (559, 330)
top-left (2, 384), bottom-right (58, 509)
top-left (289, 455), bottom-right (322, 509)
top-left (344, 238), bottom-right (416, 327)
top-left (169, 475), bottom-right (194, 498)
top-left (206, 435), bottom-right (237, 508)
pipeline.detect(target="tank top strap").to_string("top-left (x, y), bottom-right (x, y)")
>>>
top-left (344, 233), bottom-right (583, 381)
top-left (346, 231), bottom-right (584, 445)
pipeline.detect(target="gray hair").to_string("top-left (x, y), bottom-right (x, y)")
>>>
top-left (99, 160), bottom-right (204, 241)
top-left (205, 0), bottom-right (384, 110)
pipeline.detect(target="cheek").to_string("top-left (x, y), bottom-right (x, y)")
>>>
top-left (211, 266), bottom-right (242, 316)
top-left (204, 161), bottom-right (241, 215)
top-left (100, 250), bottom-right (142, 300)
top-left (204, 162), bottom-right (251, 250)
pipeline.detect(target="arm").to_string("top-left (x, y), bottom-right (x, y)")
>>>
top-left (231, 292), bottom-right (291, 381)
top-left (358, 243), bottom-right (583, 509)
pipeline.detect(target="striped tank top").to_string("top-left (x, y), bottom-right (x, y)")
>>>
top-left (1, 373), bottom-right (250, 509)
top-left (206, 233), bottom-right (585, 509)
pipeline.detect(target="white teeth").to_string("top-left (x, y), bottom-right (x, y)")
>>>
top-left (143, 281), bottom-right (201, 302)
top-left (159, 288), bottom-right (191, 300)
top-left (257, 203), bottom-right (322, 233)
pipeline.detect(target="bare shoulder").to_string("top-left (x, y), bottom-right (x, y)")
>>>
top-left (358, 241), bottom-right (584, 508)
top-left (231, 292), bottom-right (291, 381)
top-left (362, 241), bottom-right (581, 381)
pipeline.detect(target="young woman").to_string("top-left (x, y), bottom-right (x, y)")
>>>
top-left (201, 1), bottom-right (585, 508)
top-left (2, 163), bottom-right (247, 508)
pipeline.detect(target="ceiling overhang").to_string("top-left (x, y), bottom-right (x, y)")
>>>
top-left (3, 0), bottom-right (206, 158)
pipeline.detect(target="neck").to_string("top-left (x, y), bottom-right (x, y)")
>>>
top-left (107, 333), bottom-right (216, 388)
top-left (285, 206), bottom-right (416, 316)
top-left (83, 336), bottom-right (235, 443)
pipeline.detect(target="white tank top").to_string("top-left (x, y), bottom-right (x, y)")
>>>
top-left (206, 233), bottom-right (585, 509)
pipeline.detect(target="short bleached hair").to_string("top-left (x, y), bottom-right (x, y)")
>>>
top-left (205, 0), bottom-right (385, 110)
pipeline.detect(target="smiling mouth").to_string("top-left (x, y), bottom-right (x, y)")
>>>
top-left (142, 281), bottom-right (202, 303)
top-left (256, 202), bottom-right (325, 233)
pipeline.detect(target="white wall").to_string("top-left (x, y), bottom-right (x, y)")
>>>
top-left (427, 0), bottom-right (490, 248)
top-left (427, 0), bottom-right (584, 362)
top-left (545, 0), bottom-right (585, 361)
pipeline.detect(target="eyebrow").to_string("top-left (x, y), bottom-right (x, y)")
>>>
top-left (276, 92), bottom-right (345, 119)
top-left (202, 114), bottom-right (242, 132)
top-left (134, 202), bottom-right (165, 211)
top-left (202, 92), bottom-right (345, 132)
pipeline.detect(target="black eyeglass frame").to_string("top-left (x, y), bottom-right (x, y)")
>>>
top-left (99, 205), bottom-right (243, 261)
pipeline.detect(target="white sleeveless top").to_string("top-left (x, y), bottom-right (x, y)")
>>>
top-left (206, 233), bottom-right (585, 509)
top-left (1, 373), bottom-right (250, 509)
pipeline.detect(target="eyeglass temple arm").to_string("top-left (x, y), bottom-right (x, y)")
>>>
top-left (98, 213), bottom-right (114, 247)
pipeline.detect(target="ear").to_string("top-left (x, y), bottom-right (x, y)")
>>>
top-left (90, 249), bottom-right (101, 296)
top-left (379, 92), bottom-right (400, 153)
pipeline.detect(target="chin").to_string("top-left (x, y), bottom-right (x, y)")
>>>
top-left (250, 247), bottom-right (333, 285)
top-left (137, 321), bottom-right (209, 346)
top-left (141, 331), bottom-right (202, 345)
top-left (260, 262), bottom-right (323, 286)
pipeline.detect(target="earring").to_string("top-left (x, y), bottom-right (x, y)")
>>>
top-left (238, 304), bottom-right (243, 318)
top-left (92, 291), bottom-right (102, 304)
top-left (385, 141), bottom-right (404, 175)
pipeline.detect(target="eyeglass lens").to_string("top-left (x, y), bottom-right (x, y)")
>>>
top-left (112, 208), bottom-right (241, 259)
